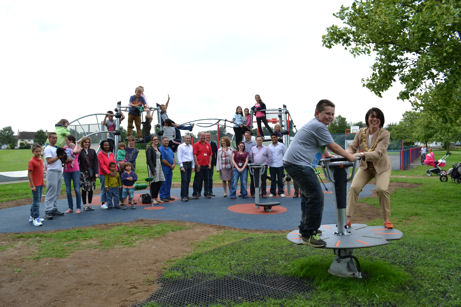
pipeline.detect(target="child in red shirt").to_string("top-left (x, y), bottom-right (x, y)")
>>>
top-left (28, 144), bottom-right (45, 226)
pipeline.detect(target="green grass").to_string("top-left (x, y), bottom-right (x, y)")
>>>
top-left (6, 223), bottom-right (187, 259)
top-left (0, 149), bottom-right (32, 172)
top-left (145, 172), bottom-right (461, 306)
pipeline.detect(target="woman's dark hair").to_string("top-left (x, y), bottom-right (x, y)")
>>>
top-left (365, 107), bottom-right (385, 128)
top-left (238, 141), bottom-right (245, 151)
top-left (100, 140), bottom-right (112, 152)
top-left (235, 106), bottom-right (243, 115)
top-left (67, 135), bottom-right (76, 144)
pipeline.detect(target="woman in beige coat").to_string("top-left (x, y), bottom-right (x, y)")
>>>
top-left (346, 107), bottom-right (393, 229)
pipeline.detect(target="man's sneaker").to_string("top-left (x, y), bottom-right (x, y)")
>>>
top-left (32, 218), bottom-right (43, 227)
top-left (28, 216), bottom-right (33, 222)
top-left (120, 205), bottom-right (128, 210)
top-left (44, 212), bottom-right (54, 220)
top-left (309, 234), bottom-right (326, 248)
top-left (280, 194), bottom-right (285, 198)
top-left (53, 209), bottom-right (64, 216)
top-left (269, 194), bottom-right (274, 197)
top-left (101, 204), bottom-right (108, 209)
top-left (84, 206), bottom-right (95, 211)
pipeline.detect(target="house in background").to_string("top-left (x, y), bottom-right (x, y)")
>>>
top-left (17, 131), bottom-right (36, 148)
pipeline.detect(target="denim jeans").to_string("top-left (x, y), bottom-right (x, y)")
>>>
top-left (192, 165), bottom-right (209, 197)
top-left (230, 168), bottom-right (248, 198)
top-left (180, 162), bottom-right (193, 198)
top-left (99, 175), bottom-right (106, 204)
top-left (160, 166), bottom-right (172, 199)
top-left (63, 171), bottom-right (82, 210)
top-left (284, 161), bottom-right (323, 238)
top-left (269, 166), bottom-right (284, 195)
top-left (106, 187), bottom-right (120, 208)
top-left (30, 185), bottom-right (43, 218)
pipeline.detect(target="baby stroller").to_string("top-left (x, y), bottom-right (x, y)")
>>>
top-left (424, 152), bottom-right (449, 182)
top-left (448, 162), bottom-right (461, 184)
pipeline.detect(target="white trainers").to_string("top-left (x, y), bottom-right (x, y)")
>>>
top-left (29, 216), bottom-right (44, 223)
top-left (101, 204), bottom-right (108, 209)
top-left (32, 218), bottom-right (43, 227)
top-left (269, 194), bottom-right (274, 197)
top-left (280, 194), bottom-right (286, 198)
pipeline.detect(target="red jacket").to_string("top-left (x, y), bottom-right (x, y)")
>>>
top-left (97, 151), bottom-right (117, 175)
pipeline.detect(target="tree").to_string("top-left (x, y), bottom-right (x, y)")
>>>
top-left (34, 130), bottom-right (48, 145)
top-left (328, 115), bottom-right (348, 134)
top-left (0, 126), bottom-right (16, 147)
top-left (322, 0), bottom-right (461, 144)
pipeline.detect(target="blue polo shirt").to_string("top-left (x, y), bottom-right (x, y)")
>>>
top-left (159, 145), bottom-right (174, 171)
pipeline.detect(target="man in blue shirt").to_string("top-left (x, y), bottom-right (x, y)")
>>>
top-left (159, 137), bottom-right (176, 202)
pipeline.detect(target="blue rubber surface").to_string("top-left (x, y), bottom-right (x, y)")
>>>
top-left (0, 182), bottom-right (375, 233)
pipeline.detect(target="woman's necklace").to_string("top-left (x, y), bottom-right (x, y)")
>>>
top-left (361, 128), bottom-right (382, 152)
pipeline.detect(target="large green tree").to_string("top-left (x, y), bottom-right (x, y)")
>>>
top-left (34, 130), bottom-right (48, 145)
top-left (322, 0), bottom-right (461, 144)
top-left (0, 126), bottom-right (16, 147)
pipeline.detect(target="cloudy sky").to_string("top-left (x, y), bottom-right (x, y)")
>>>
top-left (0, 0), bottom-right (411, 134)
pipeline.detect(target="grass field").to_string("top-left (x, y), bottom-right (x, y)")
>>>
top-left (1, 150), bottom-right (461, 305)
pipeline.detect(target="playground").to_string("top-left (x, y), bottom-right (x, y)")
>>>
top-left (1, 104), bottom-right (461, 306)
top-left (1, 157), bottom-right (461, 306)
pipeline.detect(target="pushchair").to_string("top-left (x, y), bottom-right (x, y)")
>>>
top-left (448, 162), bottom-right (461, 184)
top-left (424, 152), bottom-right (449, 182)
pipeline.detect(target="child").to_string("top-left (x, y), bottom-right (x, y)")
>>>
top-left (273, 124), bottom-right (284, 143)
top-left (142, 108), bottom-right (153, 143)
top-left (103, 110), bottom-right (125, 150)
top-left (116, 142), bottom-right (127, 170)
top-left (105, 162), bottom-right (121, 209)
top-left (158, 95), bottom-right (194, 131)
top-left (55, 119), bottom-right (70, 148)
top-left (121, 162), bottom-right (138, 209)
top-left (64, 135), bottom-right (80, 169)
top-left (127, 86), bottom-right (147, 140)
top-left (28, 144), bottom-right (45, 226)
top-left (244, 108), bottom-right (252, 132)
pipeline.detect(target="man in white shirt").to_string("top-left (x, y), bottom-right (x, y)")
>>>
top-left (177, 134), bottom-right (195, 201)
top-left (43, 132), bottom-right (65, 219)
top-left (268, 133), bottom-right (287, 197)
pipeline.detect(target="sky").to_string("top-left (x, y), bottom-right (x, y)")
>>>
top-left (0, 0), bottom-right (412, 134)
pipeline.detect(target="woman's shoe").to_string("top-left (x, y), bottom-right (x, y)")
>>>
top-left (384, 221), bottom-right (394, 229)
top-left (75, 209), bottom-right (81, 214)
top-left (223, 194), bottom-right (227, 198)
top-left (65, 209), bottom-right (73, 214)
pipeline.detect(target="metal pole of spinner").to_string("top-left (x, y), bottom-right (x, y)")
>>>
top-left (287, 157), bottom-right (403, 278)
top-left (248, 163), bottom-right (280, 212)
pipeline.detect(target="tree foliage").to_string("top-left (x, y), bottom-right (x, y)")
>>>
top-left (323, 0), bottom-right (461, 100)
top-left (0, 126), bottom-right (16, 147)
top-left (322, 0), bottom-right (461, 145)
top-left (34, 130), bottom-right (48, 145)
top-left (328, 115), bottom-right (349, 134)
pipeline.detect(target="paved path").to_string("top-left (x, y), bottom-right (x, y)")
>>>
top-left (0, 183), bottom-right (375, 233)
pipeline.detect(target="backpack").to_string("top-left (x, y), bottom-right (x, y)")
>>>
top-left (141, 193), bottom-right (152, 204)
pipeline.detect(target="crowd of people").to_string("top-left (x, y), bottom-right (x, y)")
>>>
top-left (27, 89), bottom-right (393, 253)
